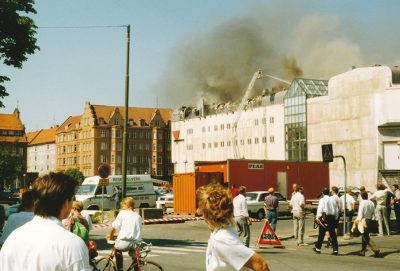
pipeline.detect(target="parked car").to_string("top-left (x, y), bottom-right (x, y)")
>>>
top-left (246, 191), bottom-right (289, 219)
top-left (155, 192), bottom-right (174, 211)
top-left (0, 190), bottom-right (20, 205)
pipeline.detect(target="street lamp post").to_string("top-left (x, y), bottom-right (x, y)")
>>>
top-left (121, 25), bottom-right (130, 198)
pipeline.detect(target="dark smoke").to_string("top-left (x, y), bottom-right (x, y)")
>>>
top-left (156, 3), bottom-right (364, 107)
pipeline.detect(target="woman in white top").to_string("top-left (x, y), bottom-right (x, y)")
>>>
top-left (196, 183), bottom-right (269, 271)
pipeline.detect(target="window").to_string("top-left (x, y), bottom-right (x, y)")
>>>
top-left (100, 154), bottom-right (106, 163)
top-left (255, 119), bottom-right (259, 126)
top-left (220, 141), bottom-right (224, 147)
top-left (202, 143), bottom-right (206, 149)
top-left (187, 144), bottom-right (193, 150)
top-left (115, 118), bottom-right (119, 125)
top-left (255, 138), bottom-right (259, 144)
top-left (270, 136), bottom-right (275, 143)
top-left (116, 130), bottom-right (121, 138)
top-left (227, 124), bottom-right (231, 129)
top-left (247, 138), bottom-right (251, 144)
top-left (208, 143), bottom-right (211, 148)
top-left (262, 118), bottom-right (266, 125)
top-left (240, 139), bottom-right (244, 145)
top-left (227, 141), bottom-right (231, 146)
top-left (140, 119), bottom-right (146, 126)
top-left (262, 137), bottom-right (267, 143)
top-left (220, 124), bottom-right (224, 130)
top-left (129, 119), bottom-right (134, 126)
top-left (187, 128), bottom-right (193, 135)
top-left (157, 156), bottom-right (162, 163)
top-left (101, 142), bottom-right (107, 150)
top-left (214, 125), bottom-right (218, 131)
top-left (202, 127), bottom-right (206, 132)
top-left (214, 142), bottom-right (218, 148)
top-left (269, 117), bottom-right (274, 124)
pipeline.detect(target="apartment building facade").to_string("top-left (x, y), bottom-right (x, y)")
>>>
top-left (27, 127), bottom-right (57, 175)
top-left (0, 108), bottom-right (27, 189)
top-left (56, 102), bottom-right (173, 180)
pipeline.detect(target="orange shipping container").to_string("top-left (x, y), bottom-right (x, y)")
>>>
top-left (173, 172), bottom-right (224, 215)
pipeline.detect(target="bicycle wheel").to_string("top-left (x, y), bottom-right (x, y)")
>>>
top-left (95, 257), bottom-right (116, 271)
top-left (128, 260), bottom-right (163, 271)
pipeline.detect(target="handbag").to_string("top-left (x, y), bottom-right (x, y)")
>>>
top-left (72, 217), bottom-right (89, 242)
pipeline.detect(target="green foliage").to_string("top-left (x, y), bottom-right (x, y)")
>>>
top-left (0, 0), bottom-right (39, 107)
top-left (64, 168), bottom-right (85, 185)
top-left (0, 152), bottom-right (24, 190)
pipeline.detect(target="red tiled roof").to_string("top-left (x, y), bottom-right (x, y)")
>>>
top-left (56, 115), bottom-right (82, 133)
top-left (27, 127), bottom-right (57, 145)
top-left (92, 104), bottom-right (172, 124)
top-left (0, 113), bottom-right (24, 130)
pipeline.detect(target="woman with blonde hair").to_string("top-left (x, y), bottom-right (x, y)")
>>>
top-left (64, 200), bottom-right (89, 232)
top-left (197, 183), bottom-right (269, 271)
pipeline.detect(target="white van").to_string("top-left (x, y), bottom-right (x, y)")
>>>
top-left (75, 175), bottom-right (157, 210)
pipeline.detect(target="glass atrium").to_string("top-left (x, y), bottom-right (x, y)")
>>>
top-left (284, 79), bottom-right (328, 161)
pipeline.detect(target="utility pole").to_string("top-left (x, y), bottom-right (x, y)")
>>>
top-left (122, 24), bottom-right (130, 198)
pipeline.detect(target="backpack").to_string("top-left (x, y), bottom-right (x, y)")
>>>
top-left (72, 217), bottom-right (89, 242)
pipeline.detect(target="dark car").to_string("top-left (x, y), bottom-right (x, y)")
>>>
top-left (0, 190), bottom-right (20, 205)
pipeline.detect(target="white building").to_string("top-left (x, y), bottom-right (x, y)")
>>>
top-left (171, 92), bottom-right (286, 173)
top-left (27, 127), bottom-right (57, 175)
top-left (308, 66), bottom-right (400, 191)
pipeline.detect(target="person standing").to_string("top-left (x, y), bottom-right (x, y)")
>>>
top-left (197, 183), bottom-right (269, 271)
top-left (313, 187), bottom-right (339, 255)
top-left (0, 172), bottom-right (90, 270)
top-left (231, 184), bottom-right (239, 198)
top-left (264, 187), bottom-right (279, 232)
top-left (340, 187), bottom-right (356, 237)
top-left (106, 197), bottom-right (142, 271)
top-left (391, 184), bottom-right (400, 232)
top-left (63, 201), bottom-right (90, 240)
top-left (289, 185), bottom-right (306, 246)
top-left (233, 186), bottom-right (251, 247)
top-left (358, 186), bottom-right (372, 201)
top-left (370, 184), bottom-right (390, 236)
top-left (113, 186), bottom-right (122, 210)
top-left (355, 191), bottom-right (380, 257)
top-left (0, 190), bottom-right (35, 245)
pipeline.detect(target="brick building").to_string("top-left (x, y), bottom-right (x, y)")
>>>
top-left (56, 102), bottom-right (173, 180)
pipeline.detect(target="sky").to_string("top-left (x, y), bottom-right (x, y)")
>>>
top-left (1, 0), bottom-right (400, 132)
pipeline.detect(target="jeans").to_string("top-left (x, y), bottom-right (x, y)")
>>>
top-left (266, 209), bottom-right (278, 232)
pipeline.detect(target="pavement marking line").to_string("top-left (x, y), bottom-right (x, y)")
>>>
top-left (147, 250), bottom-right (186, 255)
top-left (152, 246), bottom-right (206, 253)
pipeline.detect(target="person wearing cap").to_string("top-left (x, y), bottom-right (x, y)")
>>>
top-left (264, 187), bottom-right (279, 232)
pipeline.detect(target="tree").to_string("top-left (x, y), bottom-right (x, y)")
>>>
top-left (64, 168), bottom-right (85, 185)
top-left (0, 152), bottom-right (24, 191)
top-left (0, 0), bottom-right (39, 107)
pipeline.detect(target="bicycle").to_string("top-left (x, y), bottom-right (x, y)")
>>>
top-left (95, 240), bottom-right (163, 271)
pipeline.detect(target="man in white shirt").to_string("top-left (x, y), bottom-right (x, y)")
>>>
top-left (0, 190), bottom-right (35, 245)
top-left (355, 191), bottom-right (380, 257)
top-left (289, 186), bottom-right (306, 246)
top-left (106, 197), bottom-right (142, 271)
top-left (370, 184), bottom-right (390, 236)
top-left (313, 187), bottom-right (339, 255)
top-left (233, 185), bottom-right (251, 247)
top-left (0, 172), bottom-right (90, 271)
top-left (340, 187), bottom-right (356, 236)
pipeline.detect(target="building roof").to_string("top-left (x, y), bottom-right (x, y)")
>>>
top-left (92, 104), bottom-right (172, 124)
top-left (27, 127), bottom-right (58, 146)
top-left (57, 115), bottom-right (82, 133)
top-left (0, 113), bottom-right (24, 130)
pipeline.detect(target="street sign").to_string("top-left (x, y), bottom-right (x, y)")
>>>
top-left (98, 164), bottom-right (111, 179)
top-left (322, 144), bottom-right (334, 162)
top-left (99, 178), bottom-right (109, 187)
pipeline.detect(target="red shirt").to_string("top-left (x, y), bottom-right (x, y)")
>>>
top-left (231, 187), bottom-right (239, 198)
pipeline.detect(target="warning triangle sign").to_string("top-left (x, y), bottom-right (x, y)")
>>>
top-left (256, 220), bottom-right (283, 247)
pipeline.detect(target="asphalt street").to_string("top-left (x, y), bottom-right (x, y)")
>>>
top-left (90, 216), bottom-right (400, 271)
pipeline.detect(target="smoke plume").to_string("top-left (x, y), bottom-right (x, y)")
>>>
top-left (156, 2), bottom-right (365, 107)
